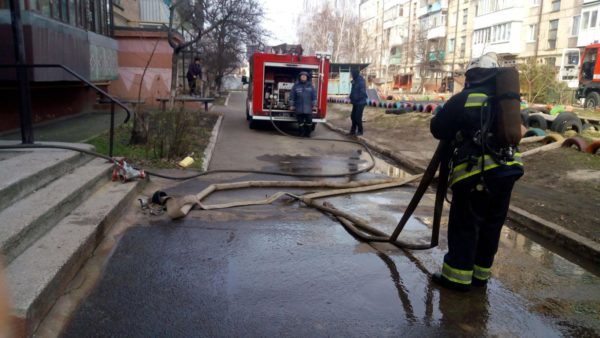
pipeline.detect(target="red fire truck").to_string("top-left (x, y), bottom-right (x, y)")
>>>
top-left (576, 42), bottom-right (600, 109)
top-left (245, 52), bottom-right (331, 129)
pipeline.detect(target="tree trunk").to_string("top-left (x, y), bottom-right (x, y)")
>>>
top-left (130, 110), bottom-right (148, 144)
top-left (169, 48), bottom-right (180, 109)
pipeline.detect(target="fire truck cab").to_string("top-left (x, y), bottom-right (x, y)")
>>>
top-left (245, 52), bottom-right (330, 129)
top-left (576, 43), bottom-right (600, 109)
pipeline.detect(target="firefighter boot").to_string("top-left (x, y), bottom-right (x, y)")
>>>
top-left (432, 272), bottom-right (470, 292)
top-left (304, 124), bottom-right (312, 138)
top-left (298, 123), bottom-right (305, 137)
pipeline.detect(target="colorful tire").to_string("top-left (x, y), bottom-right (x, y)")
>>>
top-left (561, 137), bottom-right (588, 151)
top-left (523, 128), bottom-right (545, 137)
top-left (521, 108), bottom-right (539, 124)
top-left (551, 112), bottom-right (583, 134)
top-left (586, 140), bottom-right (600, 154)
top-left (526, 114), bottom-right (548, 130)
top-left (542, 134), bottom-right (564, 144)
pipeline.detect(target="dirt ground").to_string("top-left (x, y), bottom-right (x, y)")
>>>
top-left (327, 104), bottom-right (438, 169)
top-left (327, 103), bottom-right (600, 243)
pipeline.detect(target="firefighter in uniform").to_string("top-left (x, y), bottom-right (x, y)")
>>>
top-left (430, 53), bottom-right (524, 292)
top-left (290, 71), bottom-right (317, 137)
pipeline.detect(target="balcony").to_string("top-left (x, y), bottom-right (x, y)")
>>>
top-left (427, 25), bottom-right (446, 40)
top-left (418, 0), bottom-right (449, 17)
top-left (389, 35), bottom-right (404, 47)
top-left (428, 51), bottom-right (445, 62)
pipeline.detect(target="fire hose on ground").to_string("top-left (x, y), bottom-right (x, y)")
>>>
top-left (0, 108), bottom-right (452, 250)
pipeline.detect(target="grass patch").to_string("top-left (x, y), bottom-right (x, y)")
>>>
top-left (87, 111), bottom-right (217, 170)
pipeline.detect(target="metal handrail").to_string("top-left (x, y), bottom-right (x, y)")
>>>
top-left (0, 64), bottom-right (131, 157)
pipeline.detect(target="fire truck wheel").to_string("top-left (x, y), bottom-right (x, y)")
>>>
top-left (526, 114), bottom-right (548, 130)
top-left (551, 112), bottom-right (583, 134)
top-left (561, 137), bottom-right (588, 151)
top-left (249, 119), bottom-right (258, 129)
top-left (246, 106), bottom-right (251, 121)
top-left (585, 92), bottom-right (600, 109)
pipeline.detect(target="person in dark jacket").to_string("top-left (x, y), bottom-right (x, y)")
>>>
top-left (349, 69), bottom-right (368, 136)
top-left (186, 57), bottom-right (202, 96)
top-left (289, 71), bottom-right (317, 137)
top-left (430, 52), bottom-right (524, 292)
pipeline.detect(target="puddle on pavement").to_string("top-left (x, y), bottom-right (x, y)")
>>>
top-left (371, 154), bottom-right (413, 178)
top-left (213, 146), bottom-right (599, 335)
top-left (256, 149), bottom-right (413, 178)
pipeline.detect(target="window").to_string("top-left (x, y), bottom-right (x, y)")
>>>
top-left (531, 0), bottom-right (540, 5)
top-left (528, 24), bottom-right (537, 41)
top-left (460, 36), bottom-right (466, 57)
top-left (551, 0), bottom-right (560, 12)
top-left (582, 48), bottom-right (598, 80)
top-left (463, 8), bottom-right (468, 25)
top-left (545, 57), bottom-right (556, 66)
top-left (548, 19), bottom-right (558, 49)
top-left (591, 11), bottom-right (598, 28)
top-left (582, 11), bottom-right (590, 30)
top-left (473, 22), bottom-right (511, 44)
top-left (572, 15), bottom-right (580, 36)
top-left (448, 38), bottom-right (455, 52)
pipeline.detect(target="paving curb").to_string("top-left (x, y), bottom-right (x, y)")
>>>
top-left (323, 120), bottom-right (600, 264)
top-left (202, 114), bottom-right (223, 172)
top-left (508, 206), bottom-right (600, 265)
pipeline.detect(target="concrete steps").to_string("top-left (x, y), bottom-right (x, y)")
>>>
top-left (0, 157), bottom-right (110, 263)
top-left (0, 146), bottom-right (92, 211)
top-left (6, 181), bottom-right (140, 336)
top-left (0, 144), bottom-right (144, 337)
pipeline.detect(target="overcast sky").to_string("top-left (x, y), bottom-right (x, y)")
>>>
top-left (260, 0), bottom-right (304, 45)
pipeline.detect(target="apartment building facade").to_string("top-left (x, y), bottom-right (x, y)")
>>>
top-left (359, 0), bottom-right (589, 92)
top-left (0, 0), bottom-right (118, 131)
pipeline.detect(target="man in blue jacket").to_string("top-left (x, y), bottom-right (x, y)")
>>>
top-left (349, 69), bottom-right (368, 136)
top-left (289, 71), bottom-right (317, 137)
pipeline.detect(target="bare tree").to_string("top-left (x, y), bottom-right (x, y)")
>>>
top-left (166, 0), bottom-right (257, 105)
top-left (296, 0), bottom-right (362, 63)
top-left (130, 39), bottom-right (160, 145)
top-left (202, 0), bottom-right (265, 93)
top-left (410, 19), bottom-right (445, 93)
top-left (519, 58), bottom-right (559, 104)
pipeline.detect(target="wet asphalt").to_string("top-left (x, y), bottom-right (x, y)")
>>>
top-left (62, 92), bottom-right (600, 337)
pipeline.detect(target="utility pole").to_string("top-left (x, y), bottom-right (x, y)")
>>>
top-left (9, 0), bottom-right (34, 144)
top-left (449, 0), bottom-right (460, 94)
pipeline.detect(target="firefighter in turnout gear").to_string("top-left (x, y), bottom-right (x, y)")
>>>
top-left (430, 53), bottom-right (524, 292)
top-left (290, 71), bottom-right (317, 137)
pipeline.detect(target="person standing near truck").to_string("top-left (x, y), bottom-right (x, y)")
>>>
top-left (349, 69), bottom-right (368, 136)
top-left (187, 57), bottom-right (202, 96)
top-left (289, 71), bottom-right (317, 137)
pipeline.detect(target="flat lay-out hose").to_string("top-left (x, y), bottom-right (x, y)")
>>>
top-left (0, 107), bottom-right (450, 250)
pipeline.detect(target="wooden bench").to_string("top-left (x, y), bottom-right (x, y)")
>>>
top-left (156, 96), bottom-right (215, 112)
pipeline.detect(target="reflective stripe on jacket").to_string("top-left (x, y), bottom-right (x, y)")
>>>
top-left (449, 92), bottom-right (524, 187)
